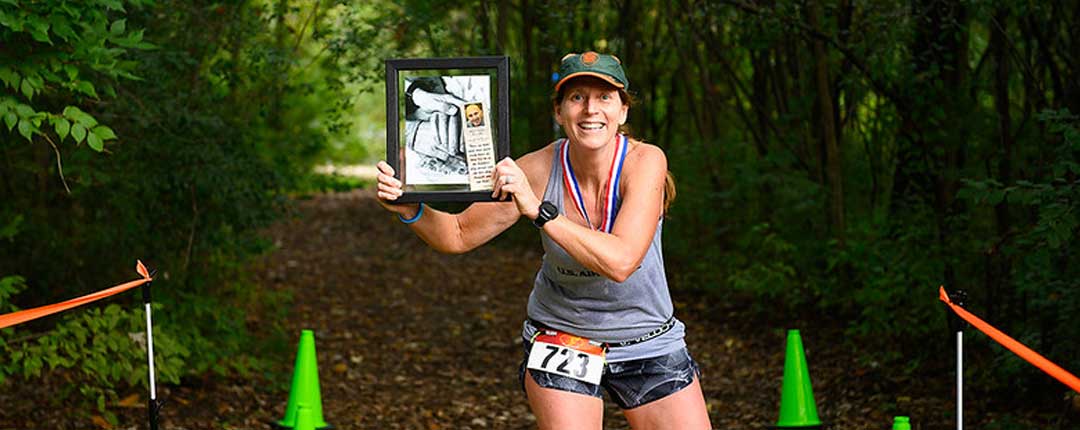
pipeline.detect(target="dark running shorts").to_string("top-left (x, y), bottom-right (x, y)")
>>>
top-left (518, 343), bottom-right (702, 410)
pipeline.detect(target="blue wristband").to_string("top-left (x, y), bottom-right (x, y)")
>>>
top-left (398, 203), bottom-right (424, 224)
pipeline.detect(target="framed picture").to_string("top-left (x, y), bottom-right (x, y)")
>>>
top-left (386, 56), bottom-right (510, 203)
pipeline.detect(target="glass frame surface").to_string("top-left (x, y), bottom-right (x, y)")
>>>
top-left (385, 56), bottom-right (511, 203)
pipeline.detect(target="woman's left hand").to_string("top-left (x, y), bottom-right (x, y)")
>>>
top-left (492, 157), bottom-right (540, 219)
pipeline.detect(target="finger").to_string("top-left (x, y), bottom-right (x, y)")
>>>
top-left (378, 182), bottom-right (403, 198)
top-left (494, 176), bottom-right (515, 200)
top-left (377, 190), bottom-right (399, 201)
top-left (376, 160), bottom-right (395, 175)
top-left (495, 183), bottom-right (507, 201)
top-left (377, 190), bottom-right (401, 203)
top-left (377, 172), bottom-right (402, 188)
top-left (501, 182), bottom-right (519, 201)
top-left (497, 156), bottom-right (518, 169)
top-left (492, 174), bottom-right (507, 198)
top-left (377, 180), bottom-right (401, 191)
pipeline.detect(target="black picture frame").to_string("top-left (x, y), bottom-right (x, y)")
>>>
top-left (386, 56), bottom-right (511, 203)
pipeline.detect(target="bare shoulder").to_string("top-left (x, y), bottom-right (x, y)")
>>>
top-left (624, 139), bottom-right (668, 174)
top-left (516, 141), bottom-right (557, 180)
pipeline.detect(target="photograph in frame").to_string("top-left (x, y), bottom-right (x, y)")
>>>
top-left (386, 56), bottom-right (510, 203)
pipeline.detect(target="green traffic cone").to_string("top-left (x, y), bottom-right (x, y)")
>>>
top-left (775, 329), bottom-right (822, 429)
top-left (295, 407), bottom-right (316, 430)
top-left (892, 416), bottom-right (911, 430)
top-left (275, 330), bottom-right (331, 429)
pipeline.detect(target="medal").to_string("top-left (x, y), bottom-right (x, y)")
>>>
top-left (561, 134), bottom-right (628, 233)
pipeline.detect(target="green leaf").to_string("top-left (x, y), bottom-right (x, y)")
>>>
top-left (20, 79), bottom-right (34, 100)
top-left (39, 67), bottom-right (60, 84)
top-left (14, 104), bottom-right (34, 118)
top-left (26, 16), bottom-right (51, 44)
top-left (74, 80), bottom-right (98, 98)
top-left (58, 4), bottom-right (81, 18)
top-left (63, 65), bottom-right (78, 81)
top-left (26, 73), bottom-right (43, 89)
top-left (51, 16), bottom-right (76, 42)
top-left (91, 125), bottom-right (116, 140)
top-left (0, 68), bottom-right (17, 89)
top-left (54, 117), bottom-right (71, 141)
top-left (71, 122), bottom-right (87, 144)
top-left (29, 28), bottom-right (51, 44)
top-left (0, 9), bottom-right (22, 32)
top-left (17, 119), bottom-right (34, 141)
top-left (110, 19), bottom-right (126, 35)
top-left (3, 112), bottom-right (15, 130)
top-left (63, 106), bottom-right (97, 128)
top-left (101, 0), bottom-right (124, 11)
top-left (85, 131), bottom-right (102, 150)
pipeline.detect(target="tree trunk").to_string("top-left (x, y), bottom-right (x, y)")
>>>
top-left (808, 0), bottom-right (845, 244)
top-left (269, 0), bottom-right (289, 132)
top-left (496, 0), bottom-right (508, 53)
top-left (989, 6), bottom-right (1012, 321)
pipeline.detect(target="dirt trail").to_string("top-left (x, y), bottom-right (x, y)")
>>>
top-left (219, 189), bottom-right (908, 429)
top-left (2, 189), bottom-right (971, 429)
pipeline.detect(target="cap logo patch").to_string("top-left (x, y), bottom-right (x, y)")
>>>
top-left (581, 51), bottom-right (599, 65)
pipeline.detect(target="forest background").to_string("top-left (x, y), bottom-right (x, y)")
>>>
top-left (2, 0), bottom-right (1079, 427)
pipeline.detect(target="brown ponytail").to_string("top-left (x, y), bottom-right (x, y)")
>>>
top-left (662, 170), bottom-right (676, 217)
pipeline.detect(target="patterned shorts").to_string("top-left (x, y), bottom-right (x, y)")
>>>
top-left (519, 343), bottom-right (702, 409)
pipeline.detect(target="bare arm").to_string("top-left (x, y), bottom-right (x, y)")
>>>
top-left (536, 143), bottom-right (667, 282)
top-left (375, 145), bottom-right (553, 254)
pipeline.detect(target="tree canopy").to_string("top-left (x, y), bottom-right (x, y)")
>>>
top-left (2, 0), bottom-right (1079, 425)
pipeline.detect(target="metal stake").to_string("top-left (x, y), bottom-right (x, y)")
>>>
top-left (142, 277), bottom-right (162, 430)
top-left (957, 329), bottom-right (963, 430)
top-left (949, 289), bottom-right (967, 430)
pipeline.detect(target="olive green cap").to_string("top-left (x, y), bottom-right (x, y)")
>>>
top-left (555, 51), bottom-right (629, 92)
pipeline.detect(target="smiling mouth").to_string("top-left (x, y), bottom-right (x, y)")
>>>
top-left (578, 122), bottom-right (606, 130)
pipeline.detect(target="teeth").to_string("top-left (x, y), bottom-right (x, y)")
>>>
top-left (579, 123), bottom-right (604, 130)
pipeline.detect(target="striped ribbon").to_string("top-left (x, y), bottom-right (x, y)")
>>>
top-left (561, 134), bottom-right (628, 233)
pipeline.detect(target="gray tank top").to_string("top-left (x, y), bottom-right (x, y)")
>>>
top-left (523, 139), bottom-right (686, 363)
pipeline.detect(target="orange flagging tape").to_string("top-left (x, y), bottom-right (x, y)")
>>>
top-left (939, 286), bottom-right (1080, 393)
top-left (0, 260), bottom-right (153, 330)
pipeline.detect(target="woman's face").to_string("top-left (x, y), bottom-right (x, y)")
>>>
top-left (555, 78), bottom-right (628, 151)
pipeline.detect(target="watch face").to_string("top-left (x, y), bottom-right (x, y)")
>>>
top-left (540, 202), bottom-right (557, 219)
top-left (535, 201), bottom-right (558, 228)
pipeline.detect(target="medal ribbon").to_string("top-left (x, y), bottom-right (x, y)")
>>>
top-left (561, 134), bottom-right (628, 233)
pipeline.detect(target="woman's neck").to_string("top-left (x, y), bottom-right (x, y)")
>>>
top-left (566, 135), bottom-right (619, 191)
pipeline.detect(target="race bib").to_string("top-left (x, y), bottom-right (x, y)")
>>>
top-left (526, 330), bottom-right (606, 385)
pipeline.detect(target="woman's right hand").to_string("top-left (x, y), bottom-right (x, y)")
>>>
top-left (375, 161), bottom-right (420, 217)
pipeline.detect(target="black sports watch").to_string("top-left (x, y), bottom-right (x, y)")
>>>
top-left (533, 201), bottom-right (558, 228)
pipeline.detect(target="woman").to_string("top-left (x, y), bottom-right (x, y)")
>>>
top-left (376, 51), bottom-right (711, 430)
